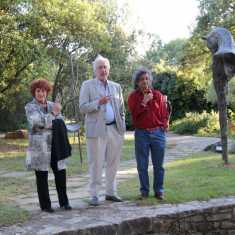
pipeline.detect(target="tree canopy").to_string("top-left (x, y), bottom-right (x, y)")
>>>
top-left (2, 0), bottom-right (235, 131)
top-left (0, 0), bottom-right (137, 130)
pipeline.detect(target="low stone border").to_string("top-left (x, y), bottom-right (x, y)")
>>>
top-left (2, 197), bottom-right (235, 234)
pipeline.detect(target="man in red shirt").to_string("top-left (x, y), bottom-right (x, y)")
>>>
top-left (128, 68), bottom-right (171, 200)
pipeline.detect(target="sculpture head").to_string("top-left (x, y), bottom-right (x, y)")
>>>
top-left (204, 27), bottom-right (235, 79)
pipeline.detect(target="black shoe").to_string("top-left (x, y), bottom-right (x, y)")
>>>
top-left (155, 192), bottom-right (164, 200)
top-left (42, 208), bottom-right (54, 213)
top-left (89, 196), bottom-right (100, 206)
top-left (61, 204), bottom-right (72, 210)
top-left (105, 195), bottom-right (123, 202)
top-left (138, 193), bottom-right (149, 200)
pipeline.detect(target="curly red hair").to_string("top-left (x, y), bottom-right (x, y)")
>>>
top-left (30, 79), bottom-right (53, 97)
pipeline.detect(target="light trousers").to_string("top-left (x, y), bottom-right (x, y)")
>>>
top-left (86, 125), bottom-right (124, 197)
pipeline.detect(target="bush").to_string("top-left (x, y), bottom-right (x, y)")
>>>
top-left (171, 111), bottom-right (220, 136)
top-left (0, 86), bottom-right (30, 132)
top-left (125, 110), bottom-right (134, 130)
top-left (152, 70), bottom-right (212, 121)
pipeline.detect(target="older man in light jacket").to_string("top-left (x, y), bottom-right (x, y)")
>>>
top-left (79, 55), bottom-right (125, 206)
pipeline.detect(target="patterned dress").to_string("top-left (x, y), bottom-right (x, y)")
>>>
top-left (25, 99), bottom-right (66, 171)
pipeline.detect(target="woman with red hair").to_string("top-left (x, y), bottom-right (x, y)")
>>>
top-left (25, 79), bottom-right (72, 213)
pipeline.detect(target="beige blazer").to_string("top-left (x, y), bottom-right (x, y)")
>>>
top-left (79, 79), bottom-right (126, 137)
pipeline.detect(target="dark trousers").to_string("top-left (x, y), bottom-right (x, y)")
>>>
top-left (35, 166), bottom-right (69, 210)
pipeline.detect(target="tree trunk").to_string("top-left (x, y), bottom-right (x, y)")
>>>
top-left (52, 63), bottom-right (64, 101)
top-left (69, 54), bottom-right (79, 121)
top-left (52, 39), bottom-right (69, 101)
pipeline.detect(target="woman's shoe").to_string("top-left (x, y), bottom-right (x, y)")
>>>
top-left (42, 208), bottom-right (54, 213)
top-left (61, 204), bottom-right (72, 210)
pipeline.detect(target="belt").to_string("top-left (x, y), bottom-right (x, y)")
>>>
top-left (106, 121), bottom-right (116, 126)
top-left (144, 127), bottom-right (162, 131)
top-left (32, 127), bottom-right (51, 133)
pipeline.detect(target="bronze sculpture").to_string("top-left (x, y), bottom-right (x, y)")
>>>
top-left (205, 27), bottom-right (235, 164)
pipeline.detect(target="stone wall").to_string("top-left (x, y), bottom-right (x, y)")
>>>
top-left (3, 197), bottom-right (235, 235)
top-left (150, 205), bottom-right (235, 234)
top-left (56, 198), bottom-right (235, 235)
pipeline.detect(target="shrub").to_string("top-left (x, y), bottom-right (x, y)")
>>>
top-left (152, 70), bottom-right (211, 121)
top-left (171, 111), bottom-right (220, 136)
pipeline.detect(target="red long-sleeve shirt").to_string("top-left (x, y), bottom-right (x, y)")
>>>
top-left (128, 89), bottom-right (170, 130)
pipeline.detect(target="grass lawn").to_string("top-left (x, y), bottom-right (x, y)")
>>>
top-left (118, 152), bottom-right (235, 205)
top-left (0, 176), bottom-right (33, 226)
top-left (0, 203), bottom-right (29, 226)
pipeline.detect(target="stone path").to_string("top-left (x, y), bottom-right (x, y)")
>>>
top-left (13, 133), bottom-right (219, 212)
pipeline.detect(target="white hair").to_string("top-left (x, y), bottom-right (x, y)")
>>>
top-left (92, 54), bottom-right (110, 72)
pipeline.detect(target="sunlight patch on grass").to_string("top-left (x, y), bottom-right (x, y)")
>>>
top-left (0, 152), bottom-right (25, 158)
top-left (166, 153), bottom-right (220, 169)
top-left (0, 138), bottom-right (28, 147)
top-left (124, 134), bottom-right (134, 141)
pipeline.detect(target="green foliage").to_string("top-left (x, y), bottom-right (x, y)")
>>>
top-left (125, 107), bottom-right (134, 131)
top-left (145, 36), bottom-right (187, 66)
top-left (179, 0), bottom-right (235, 96)
top-left (171, 111), bottom-right (220, 135)
top-left (0, 0), bottom-right (137, 131)
top-left (207, 78), bottom-right (235, 110)
top-left (144, 34), bottom-right (164, 66)
top-left (152, 61), bottom-right (210, 120)
top-left (196, 0), bottom-right (235, 33)
top-left (0, 83), bottom-right (30, 131)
